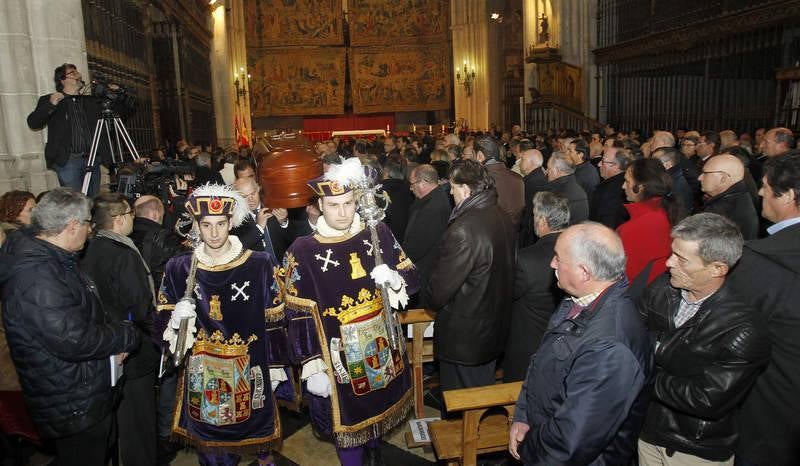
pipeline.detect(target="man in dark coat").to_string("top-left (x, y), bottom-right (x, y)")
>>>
top-left (403, 164), bottom-right (451, 304)
top-left (731, 152), bottom-right (800, 466)
top-left (542, 152), bottom-right (589, 224)
top-left (1, 188), bottom-right (139, 466)
top-left (509, 223), bottom-right (651, 465)
top-left (503, 191), bottom-right (567, 382)
top-left (423, 160), bottom-right (516, 392)
top-left (590, 146), bottom-right (631, 229)
top-left (381, 158), bottom-right (414, 241)
top-left (569, 138), bottom-right (601, 202)
top-left (232, 177), bottom-right (291, 259)
top-left (476, 135), bottom-right (526, 229)
top-left (518, 148), bottom-right (548, 248)
top-left (653, 147), bottom-right (694, 214)
top-left (699, 154), bottom-right (759, 240)
top-left (638, 213), bottom-right (770, 464)
top-left (82, 193), bottom-right (159, 466)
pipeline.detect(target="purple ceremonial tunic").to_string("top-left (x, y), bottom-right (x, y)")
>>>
top-left (157, 248), bottom-right (286, 451)
top-left (279, 221), bottom-right (419, 447)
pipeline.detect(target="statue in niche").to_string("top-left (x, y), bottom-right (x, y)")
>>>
top-left (538, 13), bottom-right (549, 45)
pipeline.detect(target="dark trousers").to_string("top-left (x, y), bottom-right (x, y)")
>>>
top-left (439, 359), bottom-right (497, 392)
top-left (55, 156), bottom-right (100, 197)
top-left (118, 373), bottom-right (157, 466)
top-left (157, 371), bottom-right (177, 438)
top-left (53, 414), bottom-right (113, 466)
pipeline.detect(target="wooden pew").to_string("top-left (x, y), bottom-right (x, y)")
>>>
top-left (398, 308), bottom-right (436, 419)
top-left (429, 381), bottom-right (523, 466)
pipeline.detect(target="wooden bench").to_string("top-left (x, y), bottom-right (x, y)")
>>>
top-left (429, 381), bottom-right (522, 466)
top-left (398, 308), bottom-right (436, 419)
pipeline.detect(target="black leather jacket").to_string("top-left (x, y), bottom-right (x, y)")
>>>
top-left (423, 188), bottom-right (516, 365)
top-left (638, 274), bottom-right (771, 460)
top-left (1, 233), bottom-right (139, 438)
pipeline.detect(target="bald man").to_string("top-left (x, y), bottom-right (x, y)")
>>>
top-left (699, 155), bottom-right (759, 239)
top-left (518, 149), bottom-right (548, 247)
top-left (509, 223), bottom-right (651, 465)
top-left (231, 177), bottom-right (291, 259)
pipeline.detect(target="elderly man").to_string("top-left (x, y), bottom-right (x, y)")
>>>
top-left (82, 193), bottom-right (160, 466)
top-left (232, 177), bottom-right (290, 259)
top-left (424, 159), bottom-right (515, 392)
top-left (731, 152), bottom-right (800, 466)
top-left (590, 145), bottom-right (631, 229)
top-left (760, 127), bottom-right (794, 158)
top-left (542, 152), bottom-right (589, 223)
top-left (509, 222), bottom-right (651, 465)
top-left (699, 154), bottom-right (758, 239)
top-left (281, 159), bottom-right (418, 465)
top-left (2, 188), bottom-right (139, 466)
top-left (638, 213), bottom-right (770, 466)
top-left (475, 135), bottom-right (525, 228)
top-left (504, 191), bottom-right (568, 382)
top-left (403, 164), bottom-right (451, 302)
top-left (653, 146), bottom-right (694, 214)
top-left (518, 147), bottom-right (548, 247)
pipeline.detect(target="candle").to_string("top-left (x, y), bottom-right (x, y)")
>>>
top-left (428, 125), bottom-right (432, 133)
top-left (386, 124), bottom-right (390, 132)
top-left (442, 124), bottom-right (445, 134)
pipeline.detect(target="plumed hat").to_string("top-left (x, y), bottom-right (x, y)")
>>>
top-left (185, 183), bottom-right (249, 228)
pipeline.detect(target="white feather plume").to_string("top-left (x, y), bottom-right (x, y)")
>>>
top-left (324, 157), bottom-right (366, 189)
top-left (190, 183), bottom-right (250, 228)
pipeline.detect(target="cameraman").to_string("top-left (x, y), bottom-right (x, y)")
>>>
top-left (27, 64), bottom-right (130, 196)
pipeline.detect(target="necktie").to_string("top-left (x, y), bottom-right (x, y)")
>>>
top-left (259, 213), bottom-right (277, 259)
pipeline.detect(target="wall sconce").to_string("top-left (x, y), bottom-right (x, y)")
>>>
top-left (456, 62), bottom-right (476, 97)
top-left (234, 67), bottom-right (250, 105)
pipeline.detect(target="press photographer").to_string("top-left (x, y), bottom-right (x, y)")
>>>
top-left (27, 63), bottom-right (134, 196)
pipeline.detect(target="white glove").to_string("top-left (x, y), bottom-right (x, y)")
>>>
top-left (370, 264), bottom-right (402, 290)
top-left (271, 380), bottom-right (281, 391)
top-left (306, 372), bottom-right (331, 398)
top-left (170, 299), bottom-right (197, 329)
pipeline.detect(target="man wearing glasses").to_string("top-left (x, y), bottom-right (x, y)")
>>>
top-left (2, 188), bottom-right (139, 466)
top-left (82, 192), bottom-right (160, 466)
top-left (589, 145), bottom-right (631, 229)
top-left (699, 155), bottom-right (759, 240)
top-left (27, 64), bottom-right (129, 196)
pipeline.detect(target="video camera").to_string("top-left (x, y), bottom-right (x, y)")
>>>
top-left (91, 72), bottom-right (136, 109)
top-left (114, 159), bottom-right (196, 201)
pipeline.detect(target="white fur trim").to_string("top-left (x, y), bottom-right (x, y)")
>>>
top-left (315, 213), bottom-right (364, 238)
top-left (195, 235), bottom-right (244, 267)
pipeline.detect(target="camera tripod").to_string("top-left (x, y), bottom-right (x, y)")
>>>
top-left (80, 103), bottom-right (141, 195)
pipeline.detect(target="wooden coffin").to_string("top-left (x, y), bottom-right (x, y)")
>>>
top-left (258, 133), bottom-right (322, 208)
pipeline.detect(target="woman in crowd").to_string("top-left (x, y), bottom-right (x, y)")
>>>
top-left (0, 190), bottom-right (36, 236)
top-left (618, 158), bottom-right (687, 294)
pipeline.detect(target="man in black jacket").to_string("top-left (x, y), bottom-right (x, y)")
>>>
top-left (518, 148), bottom-right (548, 247)
top-left (1, 188), bottom-right (139, 466)
top-left (423, 160), bottom-right (515, 392)
top-left (590, 145), bottom-right (631, 229)
top-left (232, 177), bottom-right (290, 260)
top-left (381, 158), bottom-right (414, 241)
top-left (542, 152), bottom-right (590, 223)
top-left (509, 222), bottom-right (651, 465)
top-left (731, 152), bottom-right (800, 466)
top-left (638, 213), bottom-right (770, 465)
top-left (503, 191), bottom-right (567, 382)
top-left (82, 193), bottom-right (159, 466)
top-left (699, 154), bottom-right (759, 239)
top-left (403, 164), bottom-right (451, 304)
top-left (653, 146), bottom-right (694, 214)
top-left (27, 64), bottom-right (130, 196)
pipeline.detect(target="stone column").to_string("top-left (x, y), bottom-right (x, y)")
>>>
top-left (229, 0), bottom-right (252, 142)
top-left (451, 0), bottom-right (503, 131)
top-left (0, 0), bottom-right (80, 195)
top-left (210, 2), bottom-right (235, 149)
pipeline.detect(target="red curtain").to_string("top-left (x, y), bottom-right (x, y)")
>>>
top-left (302, 114), bottom-right (395, 142)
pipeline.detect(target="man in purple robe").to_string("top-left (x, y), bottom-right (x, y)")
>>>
top-left (277, 159), bottom-right (419, 466)
top-left (156, 184), bottom-right (288, 466)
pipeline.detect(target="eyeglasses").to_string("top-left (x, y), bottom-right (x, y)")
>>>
top-left (600, 159), bottom-right (618, 166)
top-left (80, 218), bottom-right (96, 228)
top-left (701, 170), bottom-right (729, 177)
top-left (114, 209), bottom-right (133, 217)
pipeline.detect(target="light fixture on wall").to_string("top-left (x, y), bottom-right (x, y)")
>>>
top-left (234, 67), bottom-right (251, 105)
top-left (456, 62), bottom-right (476, 97)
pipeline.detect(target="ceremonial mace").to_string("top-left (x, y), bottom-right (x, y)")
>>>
top-left (353, 169), bottom-right (403, 352)
top-left (173, 254), bottom-right (199, 366)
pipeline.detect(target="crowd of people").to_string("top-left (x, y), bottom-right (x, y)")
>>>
top-left (0, 120), bottom-right (799, 466)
